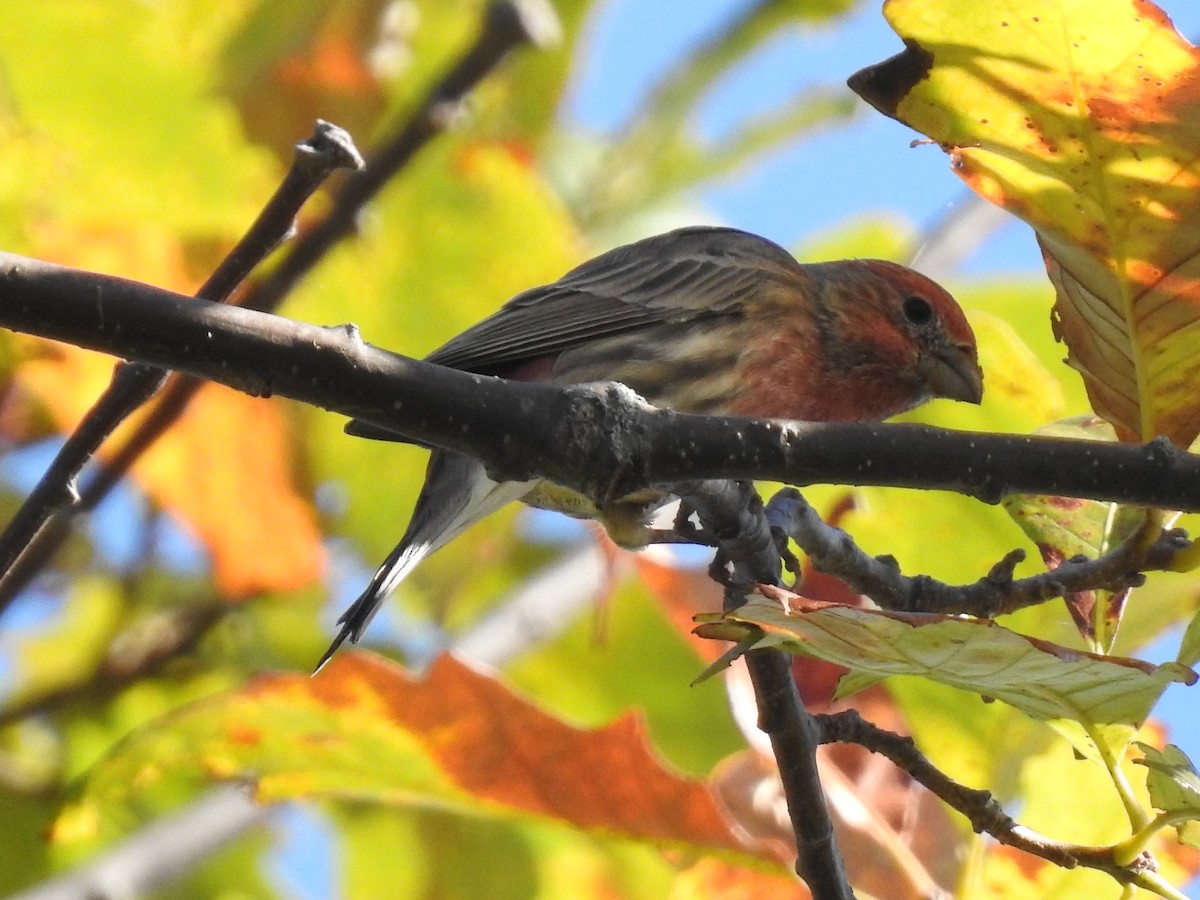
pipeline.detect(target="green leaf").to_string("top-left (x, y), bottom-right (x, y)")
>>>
top-left (851, 0), bottom-right (1200, 446)
top-left (54, 654), bottom-right (766, 870)
top-left (1178, 608), bottom-right (1200, 668)
top-left (701, 593), bottom-right (1195, 763)
top-left (1135, 743), bottom-right (1200, 849)
top-left (1003, 416), bottom-right (1150, 649)
top-left (0, 0), bottom-right (276, 241)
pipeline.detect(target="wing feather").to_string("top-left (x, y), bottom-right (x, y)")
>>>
top-left (427, 226), bottom-right (800, 374)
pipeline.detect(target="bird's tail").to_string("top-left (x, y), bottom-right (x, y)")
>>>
top-left (315, 450), bottom-right (532, 671)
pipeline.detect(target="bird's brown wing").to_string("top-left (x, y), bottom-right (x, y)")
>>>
top-left (345, 227), bottom-right (800, 441)
top-left (426, 226), bottom-right (799, 374)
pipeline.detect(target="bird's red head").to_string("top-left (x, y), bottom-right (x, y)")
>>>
top-left (732, 258), bottom-right (982, 422)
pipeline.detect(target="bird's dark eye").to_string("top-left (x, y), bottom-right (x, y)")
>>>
top-left (903, 295), bottom-right (934, 325)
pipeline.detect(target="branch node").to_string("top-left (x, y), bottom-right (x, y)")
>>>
top-left (986, 548), bottom-right (1025, 583)
top-left (297, 120), bottom-right (365, 174)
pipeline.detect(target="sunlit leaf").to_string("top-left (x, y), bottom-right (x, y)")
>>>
top-left (0, 1), bottom-right (277, 240)
top-left (335, 802), bottom-right (683, 900)
top-left (1135, 742), bottom-right (1200, 848)
top-left (851, 0), bottom-right (1200, 446)
top-left (55, 653), bottom-right (763, 865)
top-left (973, 843), bottom-right (1125, 900)
top-left (669, 858), bottom-right (805, 900)
top-left (4, 578), bottom-right (123, 717)
top-left (697, 593), bottom-right (1194, 762)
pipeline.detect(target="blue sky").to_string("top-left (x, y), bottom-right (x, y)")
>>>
top-left (568, 0), bottom-right (1200, 274)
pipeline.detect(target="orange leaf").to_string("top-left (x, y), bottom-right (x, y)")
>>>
top-left (308, 654), bottom-right (748, 850)
top-left (10, 221), bottom-right (322, 596)
top-left (133, 382), bottom-right (323, 596)
top-left (14, 339), bottom-right (322, 597)
top-left (851, 0), bottom-right (1200, 444)
top-left (59, 653), bottom-right (762, 862)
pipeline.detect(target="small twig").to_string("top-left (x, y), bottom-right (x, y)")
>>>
top-left (243, 0), bottom-right (561, 314)
top-left (0, 123), bottom-right (361, 610)
top-left (766, 488), bottom-right (1191, 618)
top-left (0, 603), bottom-right (224, 729)
top-left (816, 709), bottom-right (1166, 891)
top-left (908, 191), bottom-right (1013, 280)
top-left (0, 1), bottom-right (560, 612)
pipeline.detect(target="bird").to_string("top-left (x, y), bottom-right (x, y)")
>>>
top-left (317, 225), bottom-right (983, 668)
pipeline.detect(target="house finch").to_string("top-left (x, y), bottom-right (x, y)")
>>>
top-left (319, 226), bottom-right (982, 666)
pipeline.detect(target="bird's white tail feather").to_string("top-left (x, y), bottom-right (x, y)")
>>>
top-left (316, 451), bottom-right (533, 670)
top-left (371, 470), bottom-right (533, 605)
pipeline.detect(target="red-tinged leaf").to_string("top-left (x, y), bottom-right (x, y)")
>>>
top-left (1002, 416), bottom-right (1148, 649)
top-left (697, 592), bottom-right (1195, 763)
top-left (850, 0), bottom-right (1200, 445)
top-left (54, 654), bottom-right (761, 864)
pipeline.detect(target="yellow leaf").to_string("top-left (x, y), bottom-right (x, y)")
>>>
top-left (851, 0), bottom-right (1200, 444)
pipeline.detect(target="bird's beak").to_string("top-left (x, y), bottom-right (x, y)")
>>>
top-left (920, 346), bottom-right (984, 405)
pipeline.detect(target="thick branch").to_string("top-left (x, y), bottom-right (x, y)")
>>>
top-left (2, 254), bottom-right (1200, 514)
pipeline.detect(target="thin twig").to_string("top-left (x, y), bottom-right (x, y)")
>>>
top-left (0, 0), bottom-right (560, 611)
top-left (766, 488), bottom-right (1191, 618)
top-left (816, 709), bottom-right (1166, 891)
top-left (244, 0), bottom-right (561, 314)
top-left (0, 122), bottom-right (362, 610)
top-left (908, 191), bottom-right (1014, 280)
